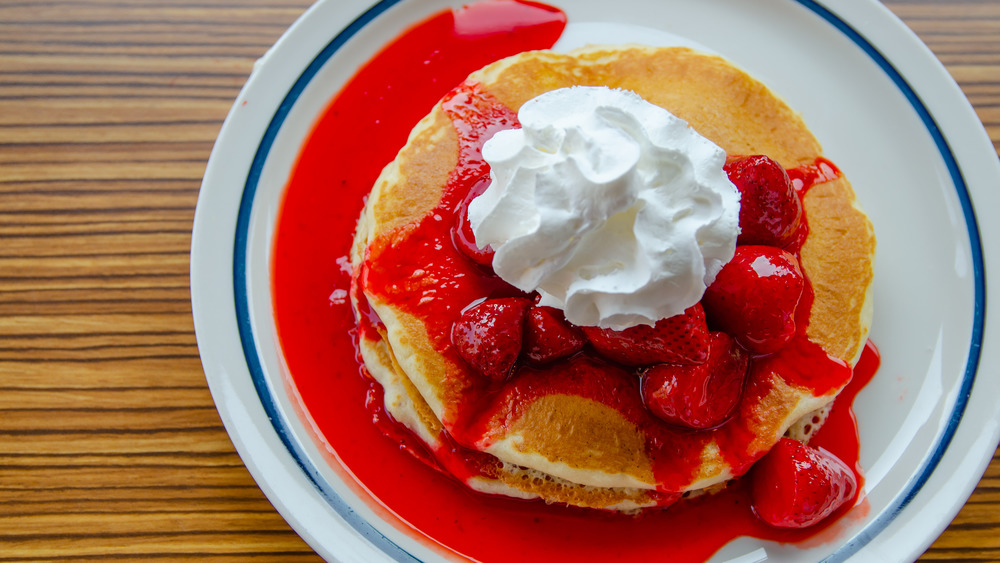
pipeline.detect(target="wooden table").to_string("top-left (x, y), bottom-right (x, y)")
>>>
top-left (1, 0), bottom-right (997, 560)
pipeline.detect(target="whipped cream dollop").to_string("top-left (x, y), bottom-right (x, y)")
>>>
top-left (468, 86), bottom-right (740, 330)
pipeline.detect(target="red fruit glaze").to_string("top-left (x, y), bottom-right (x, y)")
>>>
top-left (453, 176), bottom-right (496, 266)
top-left (641, 331), bottom-right (749, 429)
top-left (582, 305), bottom-right (710, 366)
top-left (452, 297), bottom-right (532, 381)
top-left (753, 334), bottom-right (853, 397)
top-left (270, 2), bottom-right (878, 561)
top-left (524, 305), bottom-right (586, 364)
top-left (702, 245), bottom-right (805, 354)
top-left (725, 154), bottom-right (803, 249)
top-left (750, 437), bottom-right (858, 529)
top-left (788, 156), bottom-right (842, 194)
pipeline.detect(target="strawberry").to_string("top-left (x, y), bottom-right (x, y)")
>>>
top-left (640, 331), bottom-right (749, 429)
top-left (724, 155), bottom-right (803, 249)
top-left (451, 297), bottom-right (531, 381)
top-left (701, 245), bottom-right (804, 354)
top-left (582, 305), bottom-right (710, 366)
top-left (750, 437), bottom-right (858, 529)
top-left (452, 176), bottom-right (495, 267)
top-left (524, 305), bottom-right (586, 364)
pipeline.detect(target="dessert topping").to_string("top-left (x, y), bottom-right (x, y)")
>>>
top-left (581, 304), bottom-right (710, 366)
top-left (724, 155), bottom-right (803, 249)
top-left (640, 331), bottom-right (749, 429)
top-left (451, 297), bottom-right (532, 381)
top-left (702, 246), bottom-right (805, 354)
top-left (750, 437), bottom-right (858, 529)
top-left (524, 305), bottom-right (586, 364)
top-left (468, 86), bottom-right (740, 330)
top-left (453, 176), bottom-right (496, 267)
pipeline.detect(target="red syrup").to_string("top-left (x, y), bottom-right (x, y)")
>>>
top-left (271, 2), bottom-right (879, 561)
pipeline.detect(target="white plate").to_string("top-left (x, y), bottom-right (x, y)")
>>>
top-left (190, 0), bottom-right (1000, 561)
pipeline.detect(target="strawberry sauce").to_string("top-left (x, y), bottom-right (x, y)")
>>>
top-left (271, 2), bottom-right (879, 561)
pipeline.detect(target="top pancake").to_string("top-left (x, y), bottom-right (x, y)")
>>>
top-left (350, 45), bottom-right (875, 504)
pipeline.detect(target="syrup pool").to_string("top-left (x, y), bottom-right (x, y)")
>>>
top-left (271, 2), bottom-right (878, 561)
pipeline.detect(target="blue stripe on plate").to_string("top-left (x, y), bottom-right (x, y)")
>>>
top-left (231, 1), bottom-right (986, 561)
top-left (796, 1), bottom-right (986, 559)
top-left (232, 1), bottom-right (418, 561)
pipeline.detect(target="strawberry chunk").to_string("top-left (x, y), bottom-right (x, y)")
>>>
top-left (582, 305), bottom-right (710, 366)
top-left (702, 245), bottom-right (804, 355)
top-left (750, 437), bottom-right (858, 529)
top-left (524, 306), bottom-right (586, 364)
top-left (724, 155), bottom-right (803, 249)
top-left (451, 297), bottom-right (531, 381)
top-left (452, 176), bottom-right (495, 267)
top-left (640, 331), bottom-right (749, 429)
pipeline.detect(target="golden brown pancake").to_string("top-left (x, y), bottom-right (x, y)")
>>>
top-left (349, 45), bottom-right (875, 511)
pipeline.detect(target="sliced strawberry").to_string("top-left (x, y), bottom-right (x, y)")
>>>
top-left (750, 437), bottom-right (858, 529)
top-left (451, 297), bottom-right (531, 381)
top-left (524, 306), bottom-right (586, 364)
top-left (640, 331), bottom-right (749, 429)
top-left (701, 245), bottom-right (804, 355)
top-left (724, 154), bottom-right (803, 249)
top-left (582, 305), bottom-right (710, 366)
top-left (452, 176), bottom-right (495, 267)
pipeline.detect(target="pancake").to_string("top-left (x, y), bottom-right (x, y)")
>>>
top-left (349, 45), bottom-right (875, 511)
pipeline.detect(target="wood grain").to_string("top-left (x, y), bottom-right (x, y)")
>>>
top-left (0, 0), bottom-right (997, 561)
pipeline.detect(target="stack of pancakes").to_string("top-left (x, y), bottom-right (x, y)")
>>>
top-left (349, 45), bottom-right (875, 511)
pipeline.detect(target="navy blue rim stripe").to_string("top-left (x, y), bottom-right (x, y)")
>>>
top-left (232, 0), bottom-right (417, 561)
top-left (230, 1), bottom-right (987, 561)
top-left (799, 0), bottom-right (987, 559)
